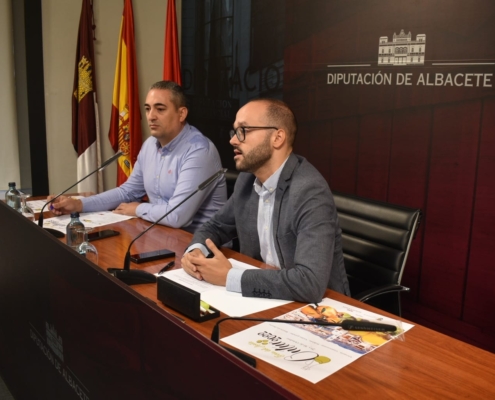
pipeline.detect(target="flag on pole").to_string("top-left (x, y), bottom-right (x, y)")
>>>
top-left (72, 0), bottom-right (102, 193)
top-left (108, 0), bottom-right (142, 186)
top-left (163, 0), bottom-right (182, 84)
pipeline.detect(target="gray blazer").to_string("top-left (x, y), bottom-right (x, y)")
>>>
top-left (189, 153), bottom-right (350, 303)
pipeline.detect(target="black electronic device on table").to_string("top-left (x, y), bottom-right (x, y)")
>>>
top-left (88, 229), bottom-right (120, 242)
top-left (130, 249), bottom-right (175, 264)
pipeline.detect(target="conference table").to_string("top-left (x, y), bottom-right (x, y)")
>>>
top-left (1, 201), bottom-right (495, 399)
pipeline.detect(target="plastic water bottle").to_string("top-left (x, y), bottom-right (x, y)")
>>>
top-left (66, 212), bottom-right (85, 250)
top-left (5, 182), bottom-right (21, 210)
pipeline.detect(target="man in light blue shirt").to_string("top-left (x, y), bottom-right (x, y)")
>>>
top-left (51, 81), bottom-right (227, 232)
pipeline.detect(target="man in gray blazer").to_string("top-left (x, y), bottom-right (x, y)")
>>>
top-left (182, 98), bottom-right (350, 303)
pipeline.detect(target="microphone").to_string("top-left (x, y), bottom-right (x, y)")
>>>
top-left (38, 151), bottom-right (123, 237)
top-left (210, 317), bottom-right (396, 367)
top-left (211, 317), bottom-right (396, 343)
top-left (107, 168), bottom-right (228, 286)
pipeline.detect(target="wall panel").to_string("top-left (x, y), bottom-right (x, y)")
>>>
top-left (464, 98), bottom-right (495, 329)
top-left (388, 108), bottom-right (432, 297)
top-left (419, 101), bottom-right (481, 317)
top-left (182, 0), bottom-right (495, 352)
top-left (282, 0), bottom-right (495, 351)
top-left (356, 113), bottom-right (392, 200)
top-left (328, 118), bottom-right (359, 194)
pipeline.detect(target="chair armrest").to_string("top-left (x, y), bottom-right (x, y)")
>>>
top-left (355, 284), bottom-right (410, 303)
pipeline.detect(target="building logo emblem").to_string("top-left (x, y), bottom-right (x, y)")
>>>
top-left (31, 322), bottom-right (90, 399)
top-left (326, 29), bottom-right (492, 88)
top-left (46, 322), bottom-right (64, 361)
top-left (378, 29), bottom-right (426, 66)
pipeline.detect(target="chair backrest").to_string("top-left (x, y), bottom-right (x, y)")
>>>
top-left (224, 169), bottom-right (241, 251)
top-left (225, 169), bottom-right (239, 199)
top-left (333, 191), bottom-right (421, 297)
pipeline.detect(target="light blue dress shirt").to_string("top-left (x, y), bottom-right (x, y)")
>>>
top-left (225, 158), bottom-right (288, 292)
top-left (81, 123), bottom-right (227, 232)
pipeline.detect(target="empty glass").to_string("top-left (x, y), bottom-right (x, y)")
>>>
top-left (77, 227), bottom-right (98, 264)
top-left (18, 193), bottom-right (35, 222)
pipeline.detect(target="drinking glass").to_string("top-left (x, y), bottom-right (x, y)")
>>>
top-left (77, 227), bottom-right (98, 264)
top-left (18, 193), bottom-right (35, 222)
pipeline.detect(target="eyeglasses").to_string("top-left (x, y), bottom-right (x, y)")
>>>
top-left (229, 126), bottom-right (278, 142)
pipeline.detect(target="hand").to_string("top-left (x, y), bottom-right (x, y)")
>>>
top-left (182, 248), bottom-right (206, 280)
top-left (49, 195), bottom-right (83, 215)
top-left (113, 202), bottom-right (140, 216)
top-left (183, 239), bottom-right (232, 286)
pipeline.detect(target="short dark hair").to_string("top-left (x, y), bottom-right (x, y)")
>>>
top-left (149, 80), bottom-right (187, 109)
top-left (249, 98), bottom-right (297, 146)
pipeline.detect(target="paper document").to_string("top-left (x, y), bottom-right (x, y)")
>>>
top-left (42, 211), bottom-right (135, 233)
top-left (28, 196), bottom-right (84, 213)
top-left (222, 298), bottom-right (414, 383)
top-left (157, 258), bottom-right (291, 316)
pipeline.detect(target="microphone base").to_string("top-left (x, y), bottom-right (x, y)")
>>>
top-left (43, 228), bottom-right (66, 238)
top-left (221, 346), bottom-right (256, 368)
top-left (108, 268), bottom-right (157, 285)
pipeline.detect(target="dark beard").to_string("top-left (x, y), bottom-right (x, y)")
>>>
top-left (235, 133), bottom-right (273, 173)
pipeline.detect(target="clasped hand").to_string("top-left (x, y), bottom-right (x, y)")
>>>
top-left (182, 239), bottom-right (232, 286)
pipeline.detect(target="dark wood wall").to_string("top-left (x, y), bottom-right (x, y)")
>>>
top-left (285, 0), bottom-right (495, 352)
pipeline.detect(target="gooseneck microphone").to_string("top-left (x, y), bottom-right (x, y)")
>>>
top-left (211, 316), bottom-right (397, 367)
top-left (211, 316), bottom-right (397, 343)
top-left (107, 168), bottom-right (227, 286)
top-left (38, 151), bottom-right (123, 237)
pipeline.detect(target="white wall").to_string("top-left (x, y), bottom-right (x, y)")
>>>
top-left (0, 0), bottom-right (21, 189)
top-left (41, 0), bottom-right (181, 194)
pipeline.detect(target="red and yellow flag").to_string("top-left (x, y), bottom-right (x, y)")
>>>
top-left (72, 0), bottom-right (102, 193)
top-left (108, 0), bottom-right (142, 185)
top-left (163, 0), bottom-right (182, 84)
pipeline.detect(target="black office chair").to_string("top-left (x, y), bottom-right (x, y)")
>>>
top-left (224, 169), bottom-right (239, 199)
top-left (333, 191), bottom-right (422, 316)
top-left (224, 169), bottom-right (240, 251)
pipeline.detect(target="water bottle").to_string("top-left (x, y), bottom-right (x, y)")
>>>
top-left (5, 182), bottom-right (21, 210)
top-left (66, 212), bottom-right (85, 250)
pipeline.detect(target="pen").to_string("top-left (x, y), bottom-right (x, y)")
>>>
top-left (158, 260), bottom-right (175, 274)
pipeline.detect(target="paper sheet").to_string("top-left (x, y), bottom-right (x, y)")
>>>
top-left (158, 259), bottom-right (291, 316)
top-left (27, 196), bottom-right (84, 213)
top-left (42, 211), bottom-right (135, 233)
top-left (222, 297), bottom-right (414, 383)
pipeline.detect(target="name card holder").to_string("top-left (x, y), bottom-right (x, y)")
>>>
top-left (157, 276), bottom-right (220, 322)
